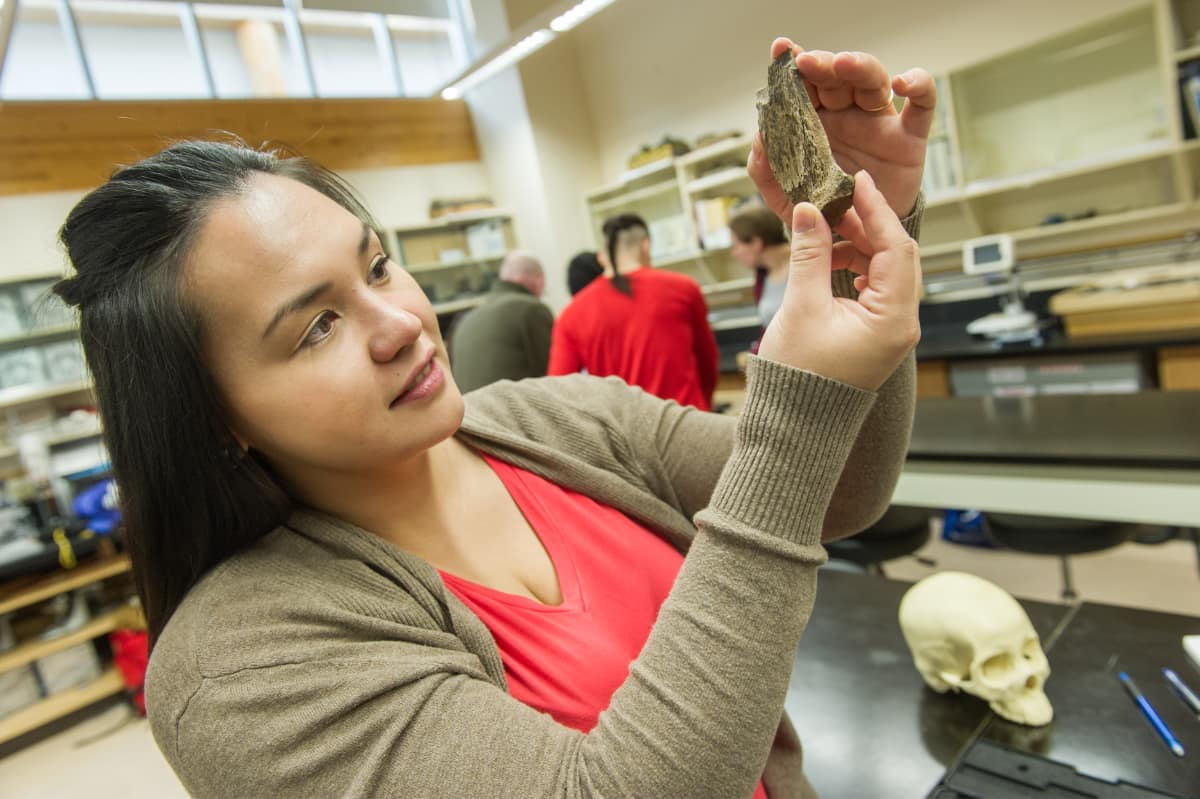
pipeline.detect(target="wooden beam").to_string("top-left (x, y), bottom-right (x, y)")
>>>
top-left (235, 19), bottom-right (288, 97)
top-left (0, 97), bottom-right (480, 195)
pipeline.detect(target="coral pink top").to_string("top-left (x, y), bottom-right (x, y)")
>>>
top-left (441, 455), bottom-right (768, 798)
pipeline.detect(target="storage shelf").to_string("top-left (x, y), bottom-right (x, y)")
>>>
top-left (655, 247), bottom-right (731, 269)
top-left (675, 134), bottom-right (752, 166)
top-left (1176, 44), bottom-right (1200, 63)
top-left (701, 277), bottom-right (754, 296)
top-left (685, 167), bottom-right (752, 195)
top-left (0, 272), bottom-right (62, 290)
top-left (589, 180), bottom-right (679, 214)
top-left (431, 296), bottom-right (485, 315)
top-left (921, 138), bottom-right (1185, 209)
top-left (710, 314), bottom-right (759, 332)
top-left (46, 427), bottom-right (103, 447)
top-left (919, 202), bottom-right (1200, 271)
top-left (924, 190), bottom-right (965, 209)
top-left (962, 139), bottom-right (1174, 199)
top-left (0, 605), bottom-right (138, 674)
top-left (0, 553), bottom-right (131, 616)
top-left (0, 666), bottom-right (125, 746)
top-left (393, 209), bottom-right (511, 236)
top-left (586, 159), bottom-right (676, 200)
top-left (0, 380), bottom-right (92, 412)
top-left (654, 250), bottom-right (703, 268)
top-left (405, 252), bottom-right (507, 274)
top-left (0, 324), bottom-right (78, 350)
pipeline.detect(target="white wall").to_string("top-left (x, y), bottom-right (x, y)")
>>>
top-left (569, 0), bottom-right (1150, 178)
top-left (340, 161), bottom-right (493, 229)
top-left (514, 37), bottom-right (603, 309)
top-left (0, 162), bottom-right (492, 282)
top-left (460, 0), bottom-right (592, 311)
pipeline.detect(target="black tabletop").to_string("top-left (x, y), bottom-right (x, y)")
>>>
top-left (916, 323), bottom-right (1200, 363)
top-left (978, 602), bottom-right (1200, 798)
top-left (784, 570), bottom-right (1071, 799)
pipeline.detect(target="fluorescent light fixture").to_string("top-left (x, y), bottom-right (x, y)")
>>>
top-left (437, 0), bottom-right (618, 100)
top-left (549, 0), bottom-right (614, 32)
top-left (440, 27), bottom-right (552, 99)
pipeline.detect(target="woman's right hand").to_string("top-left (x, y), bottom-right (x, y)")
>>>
top-left (754, 170), bottom-right (921, 391)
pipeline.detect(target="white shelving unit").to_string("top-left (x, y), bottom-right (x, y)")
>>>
top-left (583, 135), bottom-right (758, 320)
top-left (0, 380), bottom-right (92, 412)
top-left (0, 324), bottom-right (79, 351)
top-left (391, 211), bottom-right (517, 320)
top-left (0, 554), bottom-right (140, 746)
top-left (914, 1), bottom-right (1200, 275)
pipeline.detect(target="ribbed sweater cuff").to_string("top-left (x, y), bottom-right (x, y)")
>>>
top-left (703, 356), bottom-right (876, 550)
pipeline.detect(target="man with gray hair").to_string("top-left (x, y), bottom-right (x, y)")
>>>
top-left (449, 251), bottom-right (555, 393)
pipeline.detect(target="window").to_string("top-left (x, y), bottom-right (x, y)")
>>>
top-left (0, 3), bottom-right (91, 99)
top-left (0, 0), bottom-right (469, 100)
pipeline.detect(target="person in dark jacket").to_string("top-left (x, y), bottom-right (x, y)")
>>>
top-left (450, 251), bottom-right (554, 392)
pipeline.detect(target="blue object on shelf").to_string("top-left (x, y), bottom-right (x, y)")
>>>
top-left (72, 478), bottom-right (120, 534)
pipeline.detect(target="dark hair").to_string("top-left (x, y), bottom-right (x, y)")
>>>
top-left (601, 213), bottom-right (647, 297)
top-left (54, 139), bottom-right (382, 645)
top-left (566, 251), bottom-right (603, 295)
top-left (729, 206), bottom-right (788, 248)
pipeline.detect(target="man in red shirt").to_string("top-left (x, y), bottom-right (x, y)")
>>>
top-left (548, 214), bottom-right (718, 411)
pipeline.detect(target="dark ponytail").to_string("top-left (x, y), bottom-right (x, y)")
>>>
top-left (601, 213), bottom-right (648, 297)
top-left (55, 139), bottom-right (382, 646)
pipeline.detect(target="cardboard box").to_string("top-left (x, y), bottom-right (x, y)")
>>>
top-left (35, 641), bottom-right (102, 695)
top-left (0, 347), bottom-right (47, 389)
top-left (1159, 346), bottom-right (1200, 391)
top-left (917, 360), bottom-right (951, 399)
top-left (0, 665), bottom-right (42, 719)
top-left (1050, 263), bottom-right (1200, 338)
top-left (42, 339), bottom-right (87, 384)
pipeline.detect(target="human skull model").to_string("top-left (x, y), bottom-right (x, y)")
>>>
top-left (898, 572), bottom-right (1052, 726)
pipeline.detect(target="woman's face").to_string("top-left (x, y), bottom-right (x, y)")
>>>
top-left (730, 234), bottom-right (762, 269)
top-left (185, 173), bottom-right (464, 490)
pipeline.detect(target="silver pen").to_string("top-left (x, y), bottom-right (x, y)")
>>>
top-left (1163, 668), bottom-right (1200, 718)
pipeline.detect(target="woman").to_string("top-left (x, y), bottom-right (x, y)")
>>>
top-left (731, 204), bottom-right (792, 349)
top-left (57, 39), bottom-right (931, 798)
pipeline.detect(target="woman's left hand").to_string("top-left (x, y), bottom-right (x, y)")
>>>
top-left (750, 38), bottom-right (937, 220)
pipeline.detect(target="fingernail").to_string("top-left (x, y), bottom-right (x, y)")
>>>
top-left (857, 170), bottom-right (874, 187)
top-left (793, 203), bottom-right (817, 232)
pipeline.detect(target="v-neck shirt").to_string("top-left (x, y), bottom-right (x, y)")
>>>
top-left (440, 454), bottom-right (684, 731)
top-left (440, 455), bottom-right (769, 799)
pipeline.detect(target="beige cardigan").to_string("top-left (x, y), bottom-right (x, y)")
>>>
top-left (146, 210), bottom-right (921, 799)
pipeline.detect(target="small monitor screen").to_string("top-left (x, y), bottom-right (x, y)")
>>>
top-left (973, 243), bottom-right (1003, 264)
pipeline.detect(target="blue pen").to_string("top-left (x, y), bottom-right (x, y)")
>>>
top-left (1163, 668), bottom-right (1200, 718)
top-left (1118, 671), bottom-right (1185, 757)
